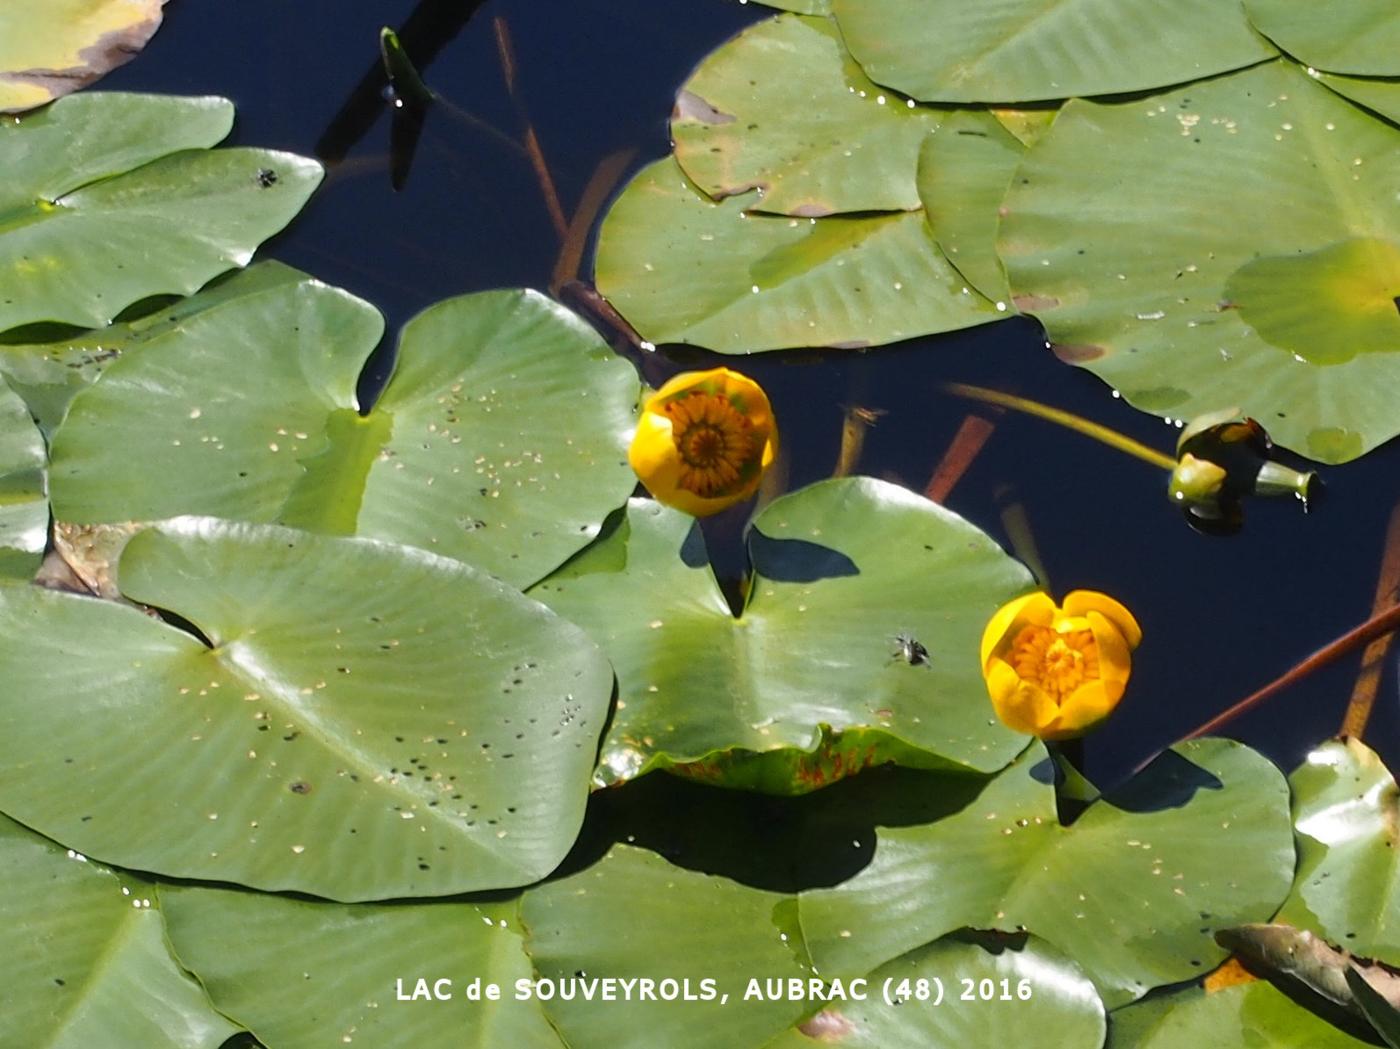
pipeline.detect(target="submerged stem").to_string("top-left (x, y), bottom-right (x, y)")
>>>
top-left (1182, 602), bottom-right (1400, 741)
top-left (942, 382), bottom-right (1177, 472)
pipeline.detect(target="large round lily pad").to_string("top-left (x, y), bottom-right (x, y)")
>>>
top-left (0, 92), bottom-right (321, 333)
top-left (0, 518), bottom-right (612, 900)
top-left (672, 14), bottom-right (941, 215)
top-left (999, 60), bottom-right (1400, 463)
top-left (522, 844), bottom-right (811, 1049)
top-left (1275, 738), bottom-right (1400, 965)
top-left (1244, 0), bottom-right (1400, 77)
top-left (763, 933), bottom-right (1105, 1049)
top-left (161, 885), bottom-right (564, 1049)
top-left (0, 813), bottom-right (239, 1048)
top-left (0, 376), bottom-right (46, 580)
top-left (798, 738), bottom-right (1294, 1008)
top-left (829, 0), bottom-right (1275, 104)
top-left (0, 1), bottom-right (167, 113)
top-left (594, 156), bottom-right (999, 353)
top-left (532, 478), bottom-right (1033, 792)
top-left (49, 279), bottom-right (639, 588)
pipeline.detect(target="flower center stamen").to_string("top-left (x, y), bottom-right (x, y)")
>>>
top-left (1009, 624), bottom-right (1100, 705)
top-left (663, 391), bottom-right (758, 498)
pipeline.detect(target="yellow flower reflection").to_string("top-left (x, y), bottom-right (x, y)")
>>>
top-left (980, 590), bottom-right (1142, 740)
top-left (628, 368), bottom-right (778, 517)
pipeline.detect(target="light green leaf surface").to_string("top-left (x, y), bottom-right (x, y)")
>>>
top-left (917, 110), bottom-right (1025, 305)
top-left (798, 739), bottom-right (1294, 1008)
top-left (1107, 981), bottom-right (1375, 1048)
top-left (0, 260), bottom-right (307, 436)
top-left (762, 933), bottom-right (1105, 1048)
top-left (672, 14), bottom-right (940, 215)
top-left (0, 92), bottom-right (321, 333)
top-left (533, 479), bottom-right (1033, 791)
top-left (522, 845), bottom-right (811, 1049)
top-left (162, 885), bottom-right (564, 1049)
top-left (0, 0), bottom-right (167, 113)
top-left (0, 813), bottom-right (240, 1048)
top-left (0, 375), bottom-right (46, 579)
top-left (0, 518), bottom-right (612, 900)
top-left (1244, 0), bottom-right (1400, 76)
top-left (1276, 738), bottom-right (1400, 965)
top-left (595, 156), bottom-right (997, 352)
top-left (1318, 71), bottom-right (1400, 125)
top-left (49, 281), bottom-right (639, 588)
top-left (830, 0), bottom-right (1275, 103)
top-left (999, 60), bottom-right (1400, 463)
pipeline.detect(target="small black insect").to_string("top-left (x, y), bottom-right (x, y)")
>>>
top-left (255, 168), bottom-right (279, 188)
top-left (892, 633), bottom-right (931, 667)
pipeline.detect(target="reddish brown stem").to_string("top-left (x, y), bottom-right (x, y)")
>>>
top-left (924, 413), bottom-right (998, 504)
top-left (493, 15), bottom-right (569, 241)
top-left (1182, 602), bottom-right (1400, 741)
top-left (1342, 499), bottom-right (1400, 739)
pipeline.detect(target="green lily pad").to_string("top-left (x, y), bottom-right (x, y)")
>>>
top-left (0, 1), bottom-right (167, 113)
top-left (0, 518), bottom-right (612, 900)
top-left (1, 260), bottom-right (306, 437)
top-left (161, 885), bottom-right (564, 1049)
top-left (798, 738), bottom-right (1294, 1008)
top-left (1107, 981), bottom-right (1376, 1048)
top-left (522, 845), bottom-right (811, 1049)
top-left (829, 0), bottom-right (1275, 104)
top-left (0, 92), bottom-right (321, 334)
top-left (1244, 0), bottom-right (1400, 76)
top-left (917, 110), bottom-right (1025, 306)
top-left (672, 14), bottom-right (940, 215)
top-left (0, 813), bottom-right (240, 1048)
top-left (0, 376), bottom-right (46, 580)
top-left (998, 60), bottom-right (1400, 463)
top-left (532, 478), bottom-right (1033, 792)
top-left (1275, 738), bottom-right (1400, 965)
top-left (49, 280), bottom-right (639, 589)
top-left (594, 156), bottom-right (998, 353)
top-left (762, 932), bottom-right (1105, 1048)
top-left (1318, 71), bottom-right (1400, 125)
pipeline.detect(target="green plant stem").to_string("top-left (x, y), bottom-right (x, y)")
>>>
top-left (942, 382), bottom-right (1177, 471)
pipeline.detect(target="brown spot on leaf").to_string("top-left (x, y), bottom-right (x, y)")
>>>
top-left (1051, 342), bottom-right (1106, 363)
top-left (1012, 293), bottom-right (1060, 312)
top-left (673, 89), bottom-right (735, 125)
top-left (791, 202), bottom-right (835, 218)
top-left (1, 2), bottom-right (167, 113)
top-left (799, 1009), bottom-right (857, 1041)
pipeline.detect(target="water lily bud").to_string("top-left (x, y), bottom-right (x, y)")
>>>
top-left (980, 590), bottom-right (1142, 741)
top-left (1169, 409), bottom-right (1320, 531)
top-left (628, 367), bottom-right (778, 517)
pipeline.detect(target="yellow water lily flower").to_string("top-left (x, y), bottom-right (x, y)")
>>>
top-left (628, 368), bottom-right (778, 517)
top-left (980, 590), bottom-right (1142, 740)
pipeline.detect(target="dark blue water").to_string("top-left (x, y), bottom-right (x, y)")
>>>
top-left (100, 0), bottom-right (1400, 793)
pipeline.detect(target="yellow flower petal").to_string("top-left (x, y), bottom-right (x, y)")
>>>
top-left (980, 588), bottom-right (1141, 741)
top-left (986, 660), bottom-right (1055, 736)
top-left (1063, 589), bottom-right (1142, 650)
top-left (980, 590), bottom-right (1055, 669)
